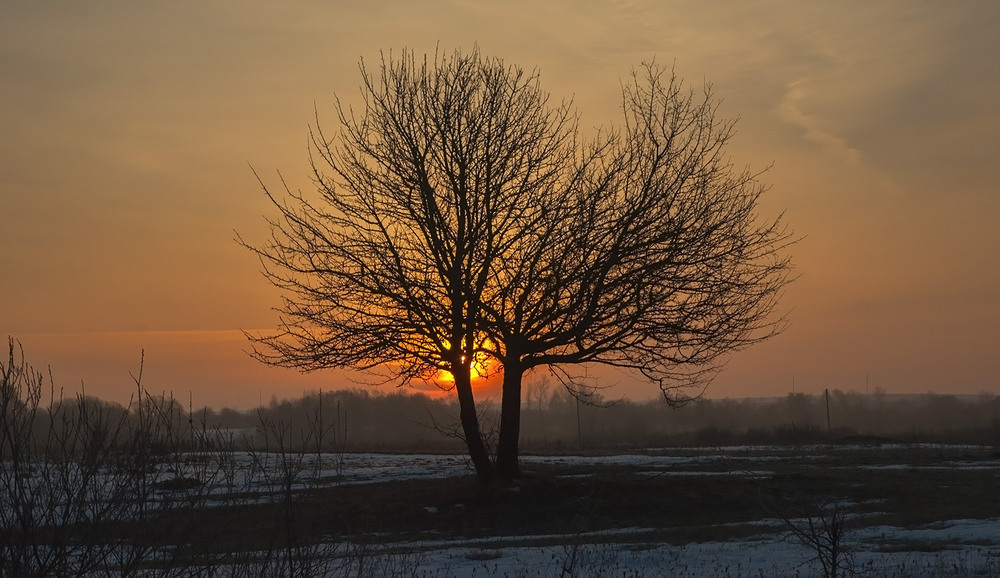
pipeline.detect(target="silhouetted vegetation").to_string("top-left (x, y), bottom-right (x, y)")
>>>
top-left (242, 47), bottom-right (794, 483)
top-left (0, 338), bottom-right (362, 576)
top-left (188, 383), bottom-right (1000, 451)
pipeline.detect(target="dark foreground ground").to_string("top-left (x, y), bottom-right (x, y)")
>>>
top-left (120, 444), bottom-right (1000, 564)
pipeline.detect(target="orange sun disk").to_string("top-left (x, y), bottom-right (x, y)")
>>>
top-left (437, 361), bottom-right (489, 384)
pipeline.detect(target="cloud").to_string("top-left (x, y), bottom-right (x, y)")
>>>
top-left (777, 78), bottom-right (863, 165)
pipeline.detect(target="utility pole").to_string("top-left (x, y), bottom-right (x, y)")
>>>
top-left (825, 388), bottom-right (832, 434)
top-left (576, 396), bottom-right (582, 449)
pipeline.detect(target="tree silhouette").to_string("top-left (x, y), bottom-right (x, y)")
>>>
top-left (242, 49), bottom-right (794, 483)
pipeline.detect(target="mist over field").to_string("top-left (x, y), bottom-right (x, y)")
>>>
top-left (184, 386), bottom-right (1000, 451)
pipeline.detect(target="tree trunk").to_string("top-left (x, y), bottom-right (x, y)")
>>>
top-left (495, 358), bottom-right (524, 484)
top-left (453, 370), bottom-right (494, 482)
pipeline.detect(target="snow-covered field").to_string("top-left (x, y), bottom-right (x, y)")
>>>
top-left (6, 445), bottom-right (1000, 576)
top-left (196, 447), bottom-right (1000, 577)
top-left (181, 443), bottom-right (1000, 495)
top-left (378, 519), bottom-right (1000, 577)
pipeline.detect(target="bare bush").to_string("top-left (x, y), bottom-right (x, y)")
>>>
top-left (770, 494), bottom-right (857, 578)
top-left (0, 338), bottom-right (339, 576)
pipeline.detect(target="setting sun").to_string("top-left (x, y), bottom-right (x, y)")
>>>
top-left (437, 359), bottom-right (492, 384)
top-left (435, 349), bottom-right (496, 387)
top-left (426, 334), bottom-right (499, 389)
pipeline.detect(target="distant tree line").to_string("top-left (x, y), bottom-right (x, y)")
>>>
top-left (187, 383), bottom-right (1000, 451)
top-left (6, 336), bottom-right (998, 454)
top-left (10, 382), bottom-right (999, 455)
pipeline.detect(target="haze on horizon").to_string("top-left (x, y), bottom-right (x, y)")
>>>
top-left (2, 1), bottom-right (998, 410)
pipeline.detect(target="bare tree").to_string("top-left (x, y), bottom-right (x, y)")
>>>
top-left (485, 64), bottom-right (795, 481)
top-left (243, 49), bottom-right (793, 484)
top-left (240, 48), bottom-right (579, 481)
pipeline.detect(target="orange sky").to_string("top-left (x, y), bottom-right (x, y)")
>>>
top-left (2, 1), bottom-right (998, 409)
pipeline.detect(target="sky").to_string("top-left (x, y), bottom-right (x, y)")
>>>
top-left (2, 1), bottom-right (998, 409)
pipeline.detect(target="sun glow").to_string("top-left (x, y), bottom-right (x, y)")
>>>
top-left (436, 353), bottom-right (493, 384)
top-left (416, 334), bottom-right (501, 393)
top-left (429, 333), bottom-right (499, 389)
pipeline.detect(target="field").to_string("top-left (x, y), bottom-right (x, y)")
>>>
top-left (6, 344), bottom-right (1000, 576)
top-left (7, 442), bottom-right (1000, 576)
top-left (191, 445), bottom-right (1000, 576)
